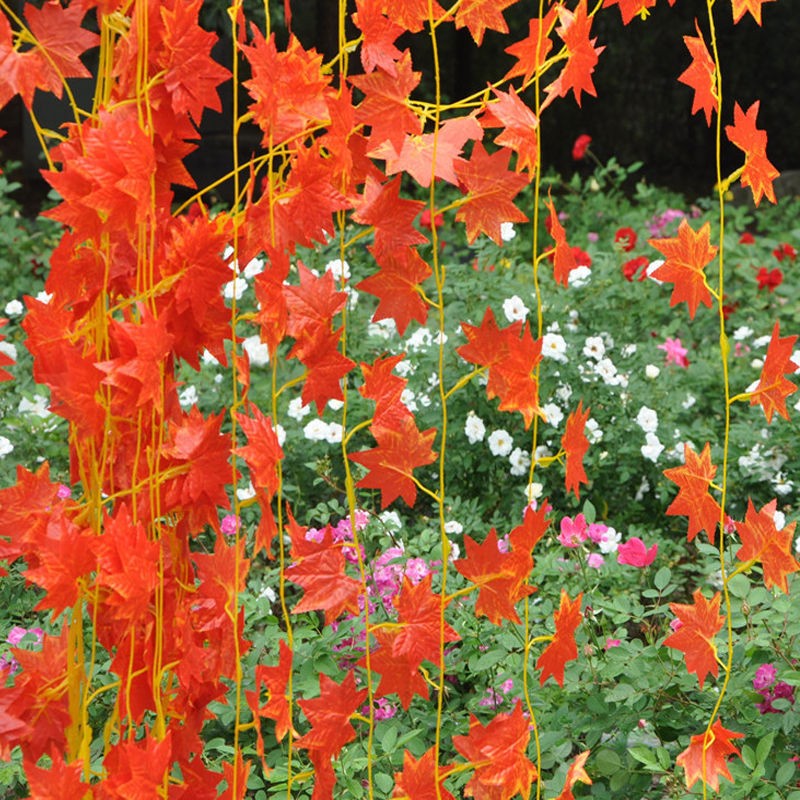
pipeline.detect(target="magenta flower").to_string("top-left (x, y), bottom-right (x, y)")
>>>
top-left (587, 522), bottom-right (608, 544)
top-left (617, 537), bottom-right (657, 567)
top-left (658, 337), bottom-right (689, 368)
top-left (558, 513), bottom-right (588, 548)
top-left (587, 553), bottom-right (605, 569)
top-left (56, 483), bottom-right (72, 499)
top-left (604, 638), bottom-right (621, 650)
top-left (221, 514), bottom-right (239, 536)
top-left (753, 662), bottom-right (777, 691)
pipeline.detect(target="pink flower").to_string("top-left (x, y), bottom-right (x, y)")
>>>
top-left (604, 638), bottom-right (621, 650)
top-left (6, 626), bottom-right (28, 646)
top-left (587, 552), bottom-right (605, 569)
top-left (587, 522), bottom-right (608, 544)
top-left (658, 337), bottom-right (689, 368)
top-left (617, 537), bottom-right (657, 567)
top-left (558, 514), bottom-right (588, 548)
top-left (753, 663), bottom-right (777, 691)
top-left (56, 483), bottom-right (72, 499)
top-left (669, 618), bottom-right (682, 632)
top-left (404, 557), bottom-right (430, 585)
top-left (221, 514), bottom-right (239, 536)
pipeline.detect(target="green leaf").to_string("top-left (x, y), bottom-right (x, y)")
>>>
top-left (727, 573), bottom-right (750, 598)
top-left (654, 566), bottom-right (670, 591)
top-left (381, 725), bottom-right (398, 754)
top-left (595, 748), bottom-right (622, 776)
top-left (628, 746), bottom-right (659, 770)
top-left (374, 772), bottom-right (394, 794)
top-left (740, 744), bottom-right (755, 770)
top-left (582, 499), bottom-right (596, 525)
top-left (776, 760), bottom-right (796, 786)
top-left (756, 730), bottom-right (775, 765)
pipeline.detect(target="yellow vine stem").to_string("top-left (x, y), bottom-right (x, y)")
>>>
top-left (425, 5), bottom-right (450, 798)
top-left (701, 3), bottom-right (734, 799)
top-left (331, 0), bottom-right (377, 794)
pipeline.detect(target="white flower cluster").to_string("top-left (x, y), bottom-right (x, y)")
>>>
top-left (303, 418), bottom-right (343, 443)
top-left (635, 406), bottom-right (663, 462)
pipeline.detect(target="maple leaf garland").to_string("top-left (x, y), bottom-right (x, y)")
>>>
top-left (678, 21), bottom-right (718, 126)
top-left (537, 590), bottom-right (583, 687)
top-left (747, 321), bottom-right (798, 422)
top-left (725, 101), bottom-right (779, 205)
top-left (561, 401), bottom-right (591, 499)
top-left (676, 719), bottom-right (743, 792)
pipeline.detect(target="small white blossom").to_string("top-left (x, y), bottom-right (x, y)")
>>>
top-left (595, 357), bottom-right (620, 385)
top-left (645, 364), bottom-right (660, 379)
top-left (542, 333), bottom-right (568, 363)
top-left (444, 520), bottom-right (463, 535)
top-left (328, 398), bottom-right (344, 411)
top-left (524, 482), bottom-right (543, 502)
top-left (636, 406), bottom-right (659, 433)
top-left (447, 540), bottom-right (461, 561)
top-left (242, 335), bottom-right (269, 366)
top-left (36, 290), bottom-right (53, 304)
top-left (682, 394), bottom-right (696, 410)
top-left (237, 482), bottom-right (256, 501)
top-left (555, 383), bottom-right (573, 405)
top-left (325, 422), bottom-right (343, 444)
top-left (201, 349), bottom-right (220, 366)
top-left (223, 277), bottom-right (248, 300)
top-left (533, 445), bottom-right (552, 465)
top-left (325, 258), bottom-right (350, 281)
top-left (542, 403), bottom-right (563, 428)
top-left (395, 358), bottom-right (415, 377)
top-left (750, 358), bottom-right (764, 370)
top-left (243, 257), bottom-right (265, 278)
top-left (179, 385), bottom-right (198, 407)
top-left (773, 473), bottom-right (794, 496)
top-left (621, 344), bottom-right (637, 357)
top-left (275, 424), bottom-right (286, 447)
top-left (288, 397), bottom-right (311, 421)
top-left (598, 527), bottom-right (621, 554)
top-left (583, 336), bottom-right (605, 361)
top-left (752, 335), bottom-right (772, 349)
top-left (509, 447), bottom-right (531, 476)
top-left (401, 389), bottom-right (418, 412)
top-left (635, 477), bottom-right (650, 501)
top-left (464, 412), bottom-right (486, 444)
top-left (488, 429), bottom-right (513, 457)
top-left (303, 418), bottom-right (329, 441)
top-left (641, 432), bottom-right (664, 462)
top-left (0, 340), bottom-right (17, 362)
top-left (4, 299), bottom-right (23, 317)
top-left (406, 328), bottom-right (433, 351)
top-left (568, 265), bottom-right (591, 287)
top-left (733, 326), bottom-right (753, 341)
top-left (500, 222), bottom-right (517, 242)
top-left (585, 418), bottom-right (603, 443)
top-left (502, 295), bottom-right (529, 323)
top-left (18, 394), bottom-right (50, 418)
top-left (0, 436), bottom-right (13, 458)
top-left (368, 318), bottom-right (397, 339)
top-left (646, 260), bottom-right (664, 284)
top-left (380, 510), bottom-right (402, 530)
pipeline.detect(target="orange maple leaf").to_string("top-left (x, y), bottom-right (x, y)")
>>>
top-left (482, 87), bottom-right (540, 175)
top-left (537, 590), bottom-right (582, 686)
top-left (352, 0), bottom-right (404, 75)
top-left (504, 10), bottom-right (556, 83)
top-left (602, 0), bottom-right (656, 24)
top-left (349, 415), bottom-right (437, 508)
top-left (454, 142), bottom-right (528, 245)
top-left (677, 20), bottom-right (718, 126)
top-left (561, 401), bottom-right (590, 499)
top-left (454, 0), bottom-right (519, 46)
top-left (545, 197), bottom-right (578, 286)
top-left (544, 0), bottom-right (605, 109)
top-left (663, 442), bottom-right (722, 543)
top-left (648, 219), bottom-right (718, 318)
top-left (747, 321), bottom-right (798, 423)
top-left (358, 628), bottom-right (430, 709)
top-left (0, 319), bottom-right (13, 381)
top-left (246, 639), bottom-right (294, 746)
top-left (452, 702), bottom-right (538, 800)
top-left (23, 750), bottom-right (89, 800)
top-left (676, 719), bottom-right (743, 792)
top-left (725, 100), bottom-right (779, 206)
top-left (735, 498), bottom-right (800, 593)
top-left (554, 750), bottom-right (592, 800)
top-left (663, 589), bottom-right (724, 687)
top-left (392, 747), bottom-right (456, 800)
top-left (235, 403), bottom-right (284, 497)
top-left (454, 528), bottom-right (534, 624)
top-left (731, 0), bottom-right (775, 25)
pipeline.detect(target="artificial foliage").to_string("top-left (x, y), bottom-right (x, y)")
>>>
top-left (0, 1), bottom-right (796, 799)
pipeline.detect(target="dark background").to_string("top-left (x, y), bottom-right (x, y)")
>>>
top-left (1, 0), bottom-right (797, 207)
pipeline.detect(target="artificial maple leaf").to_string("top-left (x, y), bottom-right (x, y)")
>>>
top-left (482, 88), bottom-right (540, 175)
top-left (392, 747), bottom-right (456, 800)
top-left (455, 529), bottom-right (534, 624)
top-left (509, 502), bottom-right (551, 554)
top-left (562, 401), bottom-right (590, 499)
top-left (554, 750), bottom-right (592, 800)
top-left (235, 402), bottom-right (284, 497)
top-left (370, 115), bottom-right (482, 187)
top-left (454, 0), bottom-right (520, 46)
top-left (602, 0), bottom-right (656, 24)
top-left (352, 0), bottom-right (404, 75)
top-left (382, 0), bottom-right (447, 33)
top-left (452, 701), bottom-right (537, 800)
top-left (748, 321), bottom-right (798, 422)
top-left (101, 732), bottom-right (174, 799)
top-left (731, 0), bottom-right (775, 24)
top-left (454, 142), bottom-right (528, 244)
top-left (537, 590), bottom-right (582, 686)
top-left (663, 442), bottom-right (722, 543)
top-left (243, 31), bottom-right (331, 147)
top-left (0, 318), bottom-right (13, 381)
top-left (358, 353), bottom-right (409, 424)
top-left (676, 719), bottom-right (743, 792)
top-left (287, 522), bottom-right (362, 624)
top-left (24, 749), bottom-right (90, 800)
top-left (357, 245), bottom-right (432, 335)
top-left (246, 639), bottom-right (294, 752)
top-left (352, 175), bottom-right (428, 255)
top-left (251, 247), bottom-right (291, 356)
top-left (725, 100), bottom-right (779, 205)
top-left (0, 16), bottom-right (44, 109)
top-left (648, 219), bottom-right (718, 318)
top-left (543, 0), bottom-right (605, 109)
top-left (285, 263), bottom-right (347, 339)
top-left (545, 197), bottom-right (578, 286)
top-left (663, 589), bottom-right (724, 687)
top-left (358, 628), bottom-right (430, 709)
top-left (351, 50), bottom-right (423, 151)
top-left (392, 575), bottom-right (459, 670)
top-left (677, 20), bottom-right (718, 126)
top-left (504, 10), bottom-right (556, 83)
top-left (349, 415), bottom-right (437, 508)
top-left (735, 498), bottom-right (800, 593)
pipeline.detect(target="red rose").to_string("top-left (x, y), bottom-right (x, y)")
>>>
top-left (756, 267), bottom-right (783, 292)
top-left (622, 255), bottom-right (649, 282)
top-left (739, 232), bottom-right (755, 244)
top-left (772, 243), bottom-right (797, 262)
top-left (572, 134), bottom-right (592, 160)
top-left (614, 226), bottom-right (637, 252)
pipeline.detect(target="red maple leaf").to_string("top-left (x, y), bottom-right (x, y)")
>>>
top-left (544, 0), bottom-right (605, 109)
top-left (101, 733), bottom-right (174, 800)
top-left (235, 402), bottom-right (284, 497)
top-left (545, 197), bottom-right (577, 286)
top-left (725, 100), bottom-right (779, 205)
top-left (735, 498), bottom-right (800, 593)
top-left (678, 20), bottom-right (718, 126)
top-left (0, 16), bottom-right (45, 109)
top-left (352, 0), bottom-right (404, 75)
top-left (554, 750), bottom-right (592, 800)
top-left (663, 442), bottom-right (722, 543)
top-left (357, 245), bottom-right (432, 335)
top-left (358, 628), bottom-right (430, 709)
top-left (351, 50), bottom-right (423, 151)
top-left (676, 719), bottom-right (743, 792)
top-left (663, 589), bottom-right (724, 687)
top-left (454, 0), bottom-right (520, 46)
top-left (537, 590), bottom-right (582, 686)
top-left (454, 142), bottom-right (528, 244)
top-left (392, 575), bottom-right (459, 670)
top-left (358, 353), bottom-right (409, 424)
top-left (648, 219), bottom-right (718, 318)
top-left (482, 87), bottom-right (540, 175)
top-left (0, 319), bottom-right (13, 381)
top-left (287, 522), bottom-right (362, 624)
top-left (285, 263), bottom-right (347, 339)
top-left (452, 702), bottom-right (538, 800)
top-left (381, 0), bottom-right (447, 33)
top-left (731, 0), bottom-right (776, 24)
top-left (24, 749), bottom-right (89, 800)
top-left (392, 747), bottom-right (456, 800)
top-left (349, 415), bottom-right (437, 508)
top-left (504, 10), bottom-right (556, 83)
top-left (454, 528), bottom-right (534, 624)
top-left (562, 401), bottom-right (590, 499)
top-left (602, 0), bottom-right (656, 24)
top-left (748, 321), bottom-right (798, 422)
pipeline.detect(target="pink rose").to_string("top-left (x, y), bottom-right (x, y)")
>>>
top-left (616, 537), bottom-right (657, 567)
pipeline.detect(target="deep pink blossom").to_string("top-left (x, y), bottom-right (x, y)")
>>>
top-left (617, 537), bottom-right (657, 567)
top-left (558, 513), bottom-right (588, 548)
top-left (658, 337), bottom-right (689, 368)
